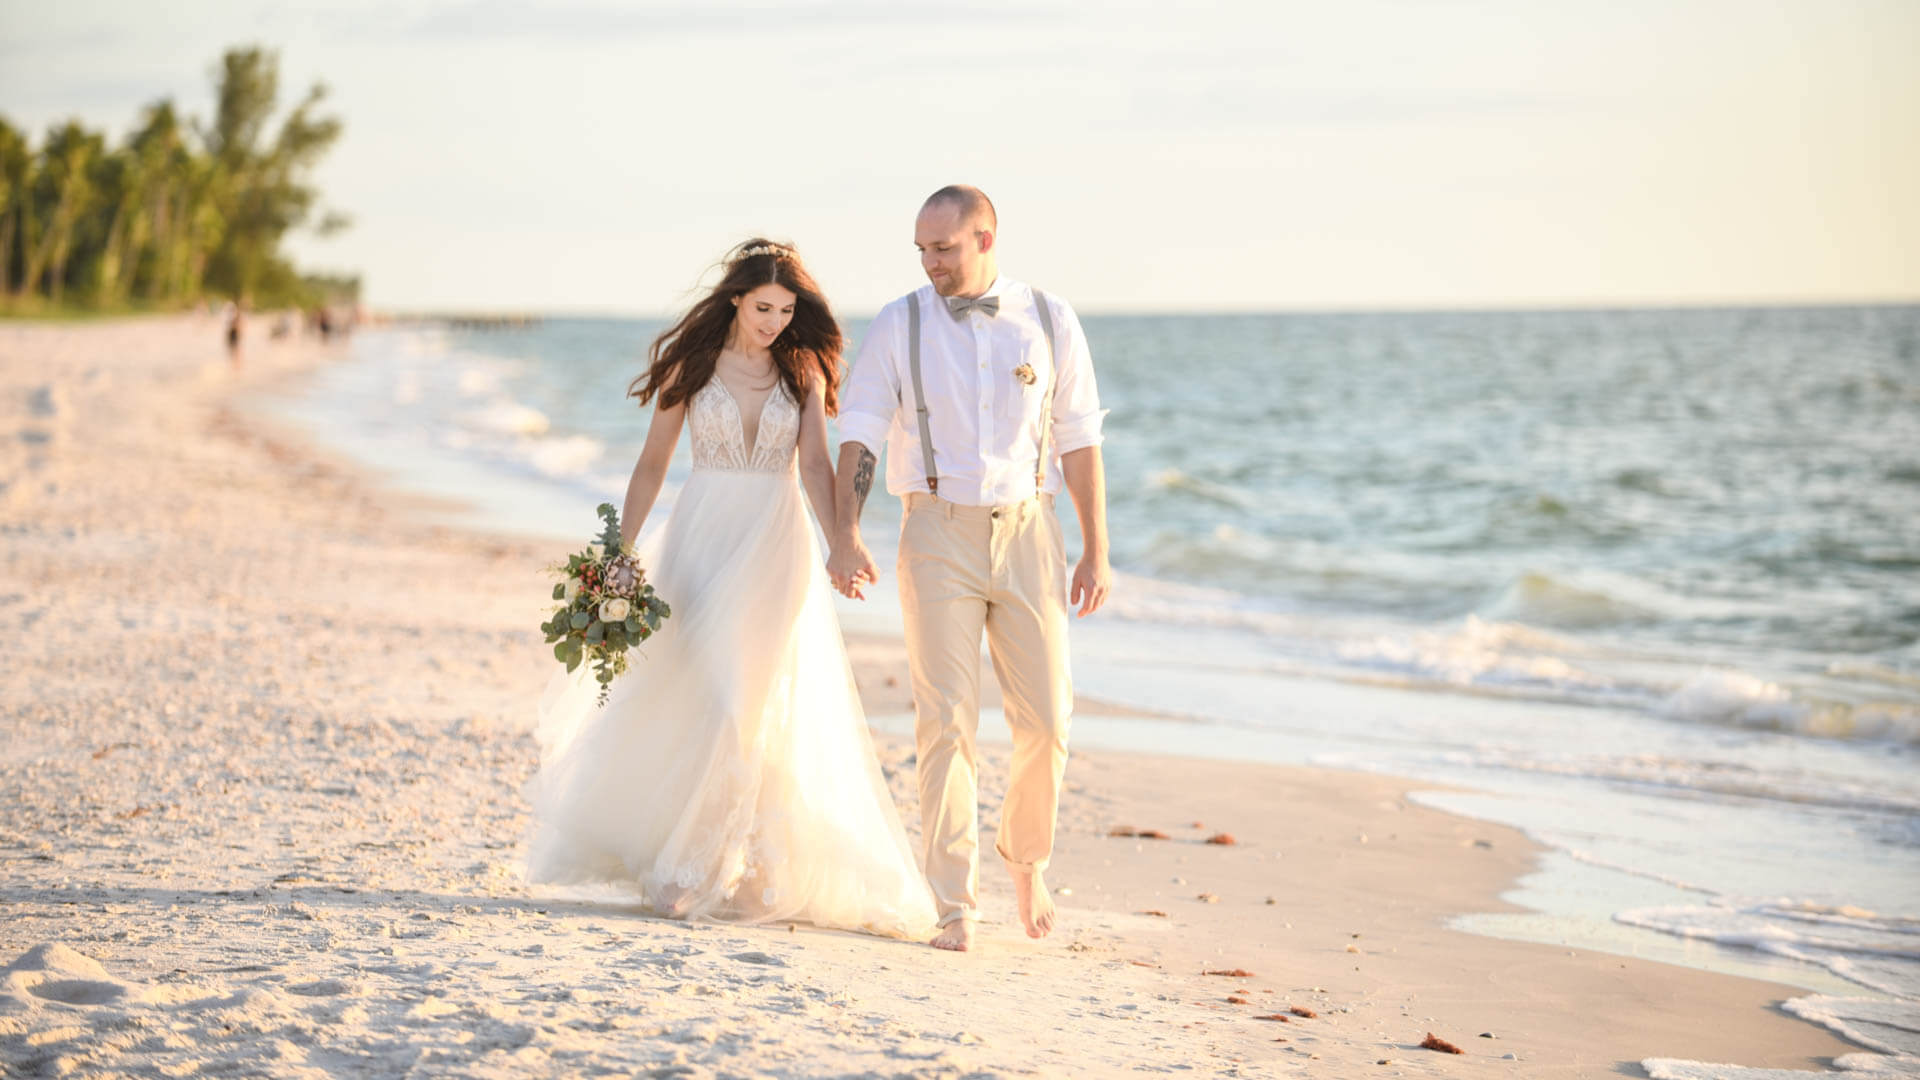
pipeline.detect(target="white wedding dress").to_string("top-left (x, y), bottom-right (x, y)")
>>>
top-left (524, 378), bottom-right (937, 939)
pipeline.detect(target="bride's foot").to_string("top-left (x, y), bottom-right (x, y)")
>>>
top-left (652, 885), bottom-right (693, 919)
top-left (929, 919), bottom-right (974, 952)
top-left (1009, 865), bottom-right (1056, 939)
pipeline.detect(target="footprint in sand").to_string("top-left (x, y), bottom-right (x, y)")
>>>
top-left (284, 978), bottom-right (355, 997)
top-left (26, 385), bottom-right (65, 419)
top-left (25, 979), bottom-right (128, 1006)
top-left (18, 384), bottom-right (67, 452)
top-left (727, 951), bottom-right (787, 967)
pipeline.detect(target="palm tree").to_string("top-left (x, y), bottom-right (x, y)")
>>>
top-left (130, 102), bottom-right (187, 301)
top-left (90, 148), bottom-right (138, 302)
top-left (2, 46), bottom-right (349, 310)
top-left (21, 121), bottom-right (104, 303)
top-left (0, 118), bottom-right (31, 296)
top-left (200, 48), bottom-right (343, 302)
top-left (89, 101), bottom-right (188, 304)
top-left (177, 152), bottom-right (226, 301)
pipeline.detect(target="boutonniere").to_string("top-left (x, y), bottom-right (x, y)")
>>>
top-left (1013, 363), bottom-right (1038, 386)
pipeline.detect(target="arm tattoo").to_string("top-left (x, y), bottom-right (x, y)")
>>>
top-left (851, 447), bottom-right (876, 516)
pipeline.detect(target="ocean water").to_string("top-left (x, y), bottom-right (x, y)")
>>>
top-left (261, 304), bottom-right (1920, 1069)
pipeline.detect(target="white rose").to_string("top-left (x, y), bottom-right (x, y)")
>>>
top-left (561, 577), bottom-right (579, 602)
top-left (600, 597), bottom-right (632, 623)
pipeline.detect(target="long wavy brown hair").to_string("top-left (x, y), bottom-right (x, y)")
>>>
top-left (628, 239), bottom-right (845, 415)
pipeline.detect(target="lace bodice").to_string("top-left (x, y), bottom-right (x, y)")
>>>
top-left (688, 378), bottom-right (798, 473)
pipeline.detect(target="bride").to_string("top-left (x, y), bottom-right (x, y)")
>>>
top-left (524, 240), bottom-right (938, 939)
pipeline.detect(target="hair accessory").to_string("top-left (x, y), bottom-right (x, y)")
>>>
top-left (740, 244), bottom-right (789, 259)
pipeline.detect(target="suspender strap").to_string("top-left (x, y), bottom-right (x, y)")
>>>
top-left (906, 286), bottom-right (1060, 500)
top-left (1031, 289), bottom-right (1059, 494)
top-left (906, 292), bottom-right (939, 494)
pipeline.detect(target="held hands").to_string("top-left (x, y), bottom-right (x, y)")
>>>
top-left (1070, 552), bottom-right (1112, 617)
top-left (827, 537), bottom-right (880, 600)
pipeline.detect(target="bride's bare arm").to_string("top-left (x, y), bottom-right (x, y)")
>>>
top-left (620, 397), bottom-right (685, 549)
top-left (796, 377), bottom-right (838, 536)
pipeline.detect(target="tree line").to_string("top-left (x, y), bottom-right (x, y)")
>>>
top-left (0, 46), bottom-right (356, 314)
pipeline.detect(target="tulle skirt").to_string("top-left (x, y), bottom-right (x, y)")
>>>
top-left (523, 467), bottom-right (938, 939)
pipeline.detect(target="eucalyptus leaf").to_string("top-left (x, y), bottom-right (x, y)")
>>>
top-left (542, 510), bottom-right (673, 684)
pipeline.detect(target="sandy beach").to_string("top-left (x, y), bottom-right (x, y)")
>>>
top-left (0, 316), bottom-right (1867, 1077)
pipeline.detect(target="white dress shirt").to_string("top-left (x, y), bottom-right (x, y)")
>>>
top-left (838, 276), bottom-right (1106, 507)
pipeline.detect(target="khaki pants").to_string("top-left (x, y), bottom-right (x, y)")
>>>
top-left (897, 491), bottom-right (1073, 927)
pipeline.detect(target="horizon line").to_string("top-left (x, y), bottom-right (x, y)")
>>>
top-left (380, 293), bottom-right (1920, 322)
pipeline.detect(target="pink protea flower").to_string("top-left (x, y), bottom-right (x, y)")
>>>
top-left (603, 554), bottom-right (640, 596)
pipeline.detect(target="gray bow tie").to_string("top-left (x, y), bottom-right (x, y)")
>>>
top-left (946, 295), bottom-right (1000, 320)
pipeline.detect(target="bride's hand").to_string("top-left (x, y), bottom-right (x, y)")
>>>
top-left (827, 538), bottom-right (879, 600)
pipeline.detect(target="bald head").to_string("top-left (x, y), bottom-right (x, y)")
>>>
top-left (915, 185), bottom-right (999, 298)
top-left (921, 185), bottom-right (998, 233)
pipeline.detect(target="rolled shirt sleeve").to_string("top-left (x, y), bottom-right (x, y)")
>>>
top-left (1044, 293), bottom-right (1107, 455)
top-left (836, 300), bottom-right (903, 454)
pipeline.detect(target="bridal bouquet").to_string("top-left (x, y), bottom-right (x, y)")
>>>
top-left (541, 503), bottom-right (671, 705)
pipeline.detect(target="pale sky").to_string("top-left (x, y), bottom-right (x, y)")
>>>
top-left (3, 0), bottom-right (1916, 314)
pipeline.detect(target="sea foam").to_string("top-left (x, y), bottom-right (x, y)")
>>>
top-left (1617, 903), bottom-right (1920, 998)
top-left (1661, 670), bottom-right (1920, 745)
top-left (1644, 1053), bottom-right (1920, 1078)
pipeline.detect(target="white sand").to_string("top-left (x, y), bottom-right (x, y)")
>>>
top-left (0, 316), bottom-right (1863, 1077)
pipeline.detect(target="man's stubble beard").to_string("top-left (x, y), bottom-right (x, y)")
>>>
top-left (928, 264), bottom-right (986, 298)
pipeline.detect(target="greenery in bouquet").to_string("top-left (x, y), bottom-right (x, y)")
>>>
top-left (542, 504), bottom-right (671, 705)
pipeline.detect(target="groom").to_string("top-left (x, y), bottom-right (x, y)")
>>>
top-left (828, 185), bottom-right (1111, 951)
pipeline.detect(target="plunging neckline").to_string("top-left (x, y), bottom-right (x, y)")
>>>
top-left (711, 375), bottom-right (781, 461)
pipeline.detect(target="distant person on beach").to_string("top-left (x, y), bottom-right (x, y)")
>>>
top-left (523, 240), bottom-right (938, 939)
top-left (225, 305), bottom-right (244, 368)
top-left (828, 185), bottom-right (1112, 952)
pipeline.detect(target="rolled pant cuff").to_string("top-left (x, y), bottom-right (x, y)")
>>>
top-left (936, 908), bottom-right (979, 928)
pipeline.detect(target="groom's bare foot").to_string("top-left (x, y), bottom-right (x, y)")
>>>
top-left (929, 920), bottom-right (974, 952)
top-left (1010, 866), bottom-right (1057, 939)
